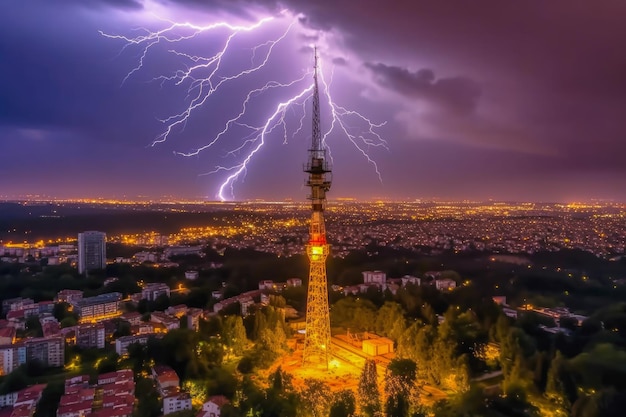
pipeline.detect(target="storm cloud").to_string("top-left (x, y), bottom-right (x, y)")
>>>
top-left (365, 63), bottom-right (481, 115)
top-left (1, 0), bottom-right (625, 201)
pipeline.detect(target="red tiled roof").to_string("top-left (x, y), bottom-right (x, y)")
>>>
top-left (0, 327), bottom-right (16, 338)
top-left (89, 405), bottom-right (133, 417)
top-left (59, 394), bottom-right (81, 406)
top-left (6, 310), bottom-right (24, 320)
top-left (207, 395), bottom-right (230, 407)
top-left (57, 399), bottom-right (93, 415)
top-left (10, 404), bottom-right (33, 417)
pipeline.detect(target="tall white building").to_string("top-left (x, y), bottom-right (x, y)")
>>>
top-left (78, 231), bottom-right (106, 274)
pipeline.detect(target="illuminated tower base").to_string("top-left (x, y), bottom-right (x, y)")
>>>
top-left (303, 212), bottom-right (331, 368)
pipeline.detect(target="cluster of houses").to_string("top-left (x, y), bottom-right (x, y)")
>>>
top-left (58, 369), bottom-right (135, 417)
top-left (492, 296), bottom-right (588, 335)
top-left (0, 268), bottom-right (465, 416)
top-left (0, 364), bottom-right (231, 417)
top-left (0, 384), bottom-right (46, 417)
top-left (337, 270), bottom-right (457, 296)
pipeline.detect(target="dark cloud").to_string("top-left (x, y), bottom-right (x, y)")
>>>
top-left (59, 0), bottom-right (143, 9)
top-left (98, 0), bottom-right (143, 9)
top-left (365, 63), bottom-right (481, 115)
top-left (1, 0), bottom-right (626, 201)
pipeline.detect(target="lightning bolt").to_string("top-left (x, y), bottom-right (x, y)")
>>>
top-left (318, 57), bottom-right (388, 180)
top-left (103, 12), bottom-right (387, 201)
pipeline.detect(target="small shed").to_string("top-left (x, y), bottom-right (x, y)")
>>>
top-left (362, 337), bottom-right (394, 356)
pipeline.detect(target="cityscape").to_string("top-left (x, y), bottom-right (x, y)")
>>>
top-left (0, 197), bottom-right (624, 417)
top-left (2, 1), bottom-right (626, 417)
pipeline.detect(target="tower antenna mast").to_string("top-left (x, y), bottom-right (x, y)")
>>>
top-left (303, 46), bottom-right (332, 369)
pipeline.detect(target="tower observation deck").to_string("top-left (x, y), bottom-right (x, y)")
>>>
top-left (302, 47), bottom-right (332, 369)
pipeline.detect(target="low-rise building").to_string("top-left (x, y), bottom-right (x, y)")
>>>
top-left (120, 312), bottom-right (142, 326)
top-left (286, 278), bottom-right (302, 287)
top-left (97, 369), bottom-right (133, 386)
top-left (239, 297), bottom-right (254, 316)
top-left (362, 271), bottom-right (386, 285)
top-left (165, 305), bottom-right (187, 318)
top-left (258, 280), bottom-right (274, 290)
top-left (56, 290), bottom-right (84, 305)
top-left (115, 334), bottom-right (155, 356)
top-left (184, 271), bottom-right (199, 280)
top-left (65, 375), bottom-right (90, 389)
top-left (150, 312), bottom-right (179, 331)
top-left (0, 327), bottom-right (16, 345)
top-left (57, 399), bottom-right (92, 417)
top-left (163, 246), bottom-right (203, 259)
top-left (198, 396), bottom-right (230, 417)
top-left (362, 336), bottom-right (394, 356)
top-left (152, 365), bottom-right (179, 393)
top-left (434, 278), bottom-right (457, 291)
top-left (141, 283), bottom-right (170, 301)
top-left (162, 389), bottom-right (192, 415)
top-left (186, 308), bottom-right (203, 331)
top-left (72, 293), bottom-right (122, 323)
top-left (400, 275), bottom-right (421, 287)
top-left (90, 405), bottom-right (133, 417)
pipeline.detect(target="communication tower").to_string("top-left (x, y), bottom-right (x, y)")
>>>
top-left (302, 47), bottom-right (332, 368)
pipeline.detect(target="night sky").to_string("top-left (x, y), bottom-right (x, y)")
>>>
top-left (1, 1), bottom-right (625, 202)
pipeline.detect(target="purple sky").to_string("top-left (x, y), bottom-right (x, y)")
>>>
top-left (1, 0), bottom-right (625, 202)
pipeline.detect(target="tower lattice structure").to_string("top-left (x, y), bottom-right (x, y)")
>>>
top-left (303, 48), bottom-right (332, 368)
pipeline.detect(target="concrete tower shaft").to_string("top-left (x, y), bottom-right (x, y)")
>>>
top-left (303, 47), bottom-right (332, 368)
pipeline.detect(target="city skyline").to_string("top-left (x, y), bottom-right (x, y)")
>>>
top-left (1, 1), bottom-right (626, 202)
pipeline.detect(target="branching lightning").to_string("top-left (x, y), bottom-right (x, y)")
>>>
top-left (103, 12), bottom-right (387, 201)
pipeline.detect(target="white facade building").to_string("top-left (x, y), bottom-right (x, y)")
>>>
top-left (362, 271), bottom-right (386, 284)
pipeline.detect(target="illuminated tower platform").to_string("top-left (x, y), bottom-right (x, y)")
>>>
top-left (303, 48), bottom-right (332, 369)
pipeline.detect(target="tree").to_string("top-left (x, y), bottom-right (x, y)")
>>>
top-left (0, 367), bottom-right (28, 394)
top-left (96, 355), bottom-right (118, 374)
top-left (545, 351), bottom-right (570, 413)
top-left (251, 309), bottom-right (268, 341)
top-left (127, 342), bottom-right (148, 373)
top-left (386, 359), bottom-right (417, 394)
top-left (358, 359), bottom-right (381, 417)
top-left (270, 366), bottom-right (293, 392)
top-left (300, 378), bottom-right (332, 417)
top-left (258, 367), bottom-right (300, 417)
top-left (25, 315), bottom-right (43, 337)
top-left (53, 302), bottom-right (73, 321)
top-left (375, 302), bottom-right (406, 341)
top-left (447, 354), bottom-right (470, 394)
top-left (396, 322), bottom-right (420, 363)
top-left (113, 319), bottom-right (131, 337)
top-left (384, 359), bottom-right (417, 417)
top-left (60, 316), bottom-right (77, 328)
top-left (571, 388), bottom-right (626, 417)
top-left (135, 377), bottom-right (163, 417)
top-left (269, 294), bottom-right (287, 308)
top-left (33, 381), bottom-right (64, 417)
top-left (221, 315), bottom-right (248, 356)
top-left (331, 297), bottom-right (377, 332)
top-left (153, 293), bottom-right (170, 311)
top-left (237, 356), bottom-right (254, 374)
top-left (421, 303), bottom-right (438, 326)
top-left (429, 335), bottom-right (454, 386)
top-left (329, 390), bottom-right (356, 417)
